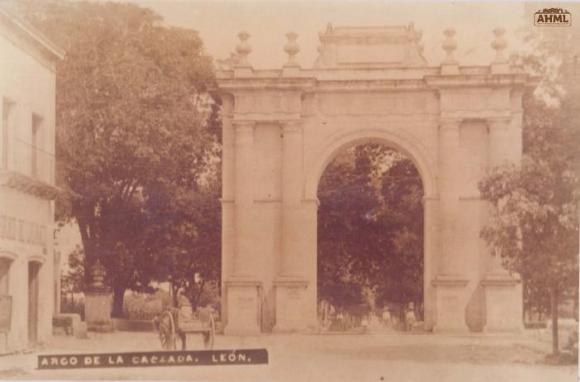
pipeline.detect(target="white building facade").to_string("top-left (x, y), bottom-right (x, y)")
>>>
top-left (0, 7), bottom-right (63, 353)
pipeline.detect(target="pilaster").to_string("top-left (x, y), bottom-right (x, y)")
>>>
top-left (275, 119), bottom-right (310, 332)
top-left (233, 120), bottom-right (255, 277)
top-left (436, 117), bottom-right (463, 278)
top-left (433, 117), bottom-right (469, 332)
top-left (482, 117), bottom-right (522, 332)
top-left (422, 196), bottom-right (438, 331)
top-left (487, 117), bottom-right (513, 169)
top-left (280, 119), bottom-right (303, 277)
top-left (224, 120), bottom-right (262, 335)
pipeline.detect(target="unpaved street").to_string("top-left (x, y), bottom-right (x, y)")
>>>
top-left (0, 331), bottom-right (577, 382)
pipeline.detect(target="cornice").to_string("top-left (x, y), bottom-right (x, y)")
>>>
top-left (0, 7), bottom-right (64, 70)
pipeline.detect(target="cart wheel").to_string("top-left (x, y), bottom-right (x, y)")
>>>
top-left (203, 313), bottom-right (215, 350)
top-left (158, 311), bottom-right (176, 350)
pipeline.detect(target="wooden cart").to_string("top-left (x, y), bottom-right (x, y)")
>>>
top-left (156, 306), bottom-right (215, 350)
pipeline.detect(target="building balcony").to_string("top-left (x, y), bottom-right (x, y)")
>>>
top-left (0, 138), bottom-right (60, 200)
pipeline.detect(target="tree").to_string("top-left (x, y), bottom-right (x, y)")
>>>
top-left (480, 28), bottom-right (579, 353)
top-left (317, 146), bottom-right (377, 312)
top-left (373, 158), bottom-right (424, 320)
top-left (17, 0), bottom-right (220, 316)
top-left (60, 245), bottom-right (85, 297)
top-left (317, 144), bottom-right (424, 322)
top-left (142, 178), bottom-right (221, 308)
top-left (480, 159), bottom-right (578, 354)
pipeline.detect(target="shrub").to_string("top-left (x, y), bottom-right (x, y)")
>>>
top-left (123, 290), bottom-right (169, 321)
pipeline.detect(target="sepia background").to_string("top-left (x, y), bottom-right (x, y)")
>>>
top-left (0, 1), bottom-right (578, 381)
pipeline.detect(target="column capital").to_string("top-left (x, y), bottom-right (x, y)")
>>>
top-left (422, 195), bottom-right (439, 206)
top-left (487, 117), bottom-right (511, 130)
top-left (303, 197), bottom-right (320, 207)
top-left (233, 120), bottom-right (255, 132)
top-left (438, 117), bottom-right (462, 131)
top-left (281, 119), bottom-right (303, 133)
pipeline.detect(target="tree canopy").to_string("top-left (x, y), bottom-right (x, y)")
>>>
top-left (480, 27), bottom-right (579, 355)
top-left (17, 0), bottom-right (221, 315)
top-left (317, 144), bottom-right (424, 319)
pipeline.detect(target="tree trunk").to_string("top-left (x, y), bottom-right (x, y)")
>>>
top-left (550, 286), bottom-right (559, 355)
top-left (171, 282), bottom-right (179, 308)
top-left (111, 285), bottom-right (126, 318)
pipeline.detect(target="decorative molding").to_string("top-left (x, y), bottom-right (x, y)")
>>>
top-left (302, 198), bottom-right (320, 206)
top-left (0, 171), bottom-right (61, 200)
top-left (254, 199), bottom-right (282, 204)
top-left (0, 250), bottom-right (17, 261)
top-left (28, 254), bottom-right (46, 264)
top-left (274, 277), bottom-right (308, 288)
top-left (304, 127), bottom-right (437, 200)
top-left (439, 117), bottom-right (462, 130)
top-left (481, 276), bottom-right (519, 287)
top-left (317, 92), bottom-right (430, 116)
top-left (432, 276), bottom-right (469, 287)
top-left (0, 7), bottom-right (64, 73)
top-left (459, 194), bottom-right (482, 201)
top-left (487, 116), bottom-right (512, 129)
top-left (281, 120), bottom-right (302, 133)
top-left (225, 278), bottom-right (262, 287)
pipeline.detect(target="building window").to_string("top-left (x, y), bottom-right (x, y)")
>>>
top-left (1, 99), bottom-right (13, 170)
top-left (31, 114), bottom-right (42, 178)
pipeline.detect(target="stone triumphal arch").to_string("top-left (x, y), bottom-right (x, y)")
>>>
top-left (215, 25), bottom-right (537, 334)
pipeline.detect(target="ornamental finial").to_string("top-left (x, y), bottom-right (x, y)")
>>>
top-left (442, 27), bottom-right (457, 64)
top-left (236, 31), bottom-right (252, 67)
top-left (491, 27), bottom-right (507, 64)
top-left (284, 32), bottom-right (300, 67)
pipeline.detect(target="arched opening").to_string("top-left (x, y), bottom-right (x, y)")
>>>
top-left (316, 142), bottom-right (425, 332)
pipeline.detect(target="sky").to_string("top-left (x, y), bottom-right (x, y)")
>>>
top-left (124, 1), bottom-right (530, 68)
top-left (56, 0), bottom-right (575, 260)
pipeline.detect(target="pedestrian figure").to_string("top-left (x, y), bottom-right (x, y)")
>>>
top-left (382, 308), bottom-right (391, 326)
top-left (405, 303), bottom-right (416, 332)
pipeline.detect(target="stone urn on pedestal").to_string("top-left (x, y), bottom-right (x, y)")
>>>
top-left (84, 260), bottom-right (114, 332)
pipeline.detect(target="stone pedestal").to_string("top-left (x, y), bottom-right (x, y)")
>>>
top-left (273, 278), bottom-right (308, 332)
top-left (432, 277), bottom-right (469, 332)
top-left (482, 275), bottom-right (523, 332)
top-left (84, 291), bottom-right (113, 332)
top-left (84, 260), bottom-right (113, 332)
top-left (223, 279), bottom-right (262, 335)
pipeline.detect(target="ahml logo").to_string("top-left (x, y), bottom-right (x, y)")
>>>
top-left (534, 7), bottom-right (571, 26)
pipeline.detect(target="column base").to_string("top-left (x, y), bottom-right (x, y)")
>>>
top-left (432, 276), bottom-right (469, 332)
top-left (223, 279), bottom-right (262, 336)
top-left (482, 274), bottom-right (523, 333)
top-left (272, 277), bottom-right (309, 333)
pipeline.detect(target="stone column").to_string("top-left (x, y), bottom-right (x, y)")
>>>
top-left (224, 120), bottom-right (261, 335)
top-left (233, 121), bottom-right (255, 277)
top-left (422, 196), bottom-right (438, 331)
top-left (432, 117), bottom-right (468, 332)
top-left (482, 117), bottom-right (523, 332)
top-left (436, 118), bottom-right (463, 277)
top-left (220, 102), bottom-right (234, 329)
top-left (274, 119), bottom-right (308, 332)
top-left (280, 120), bottom-right (303, 276)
